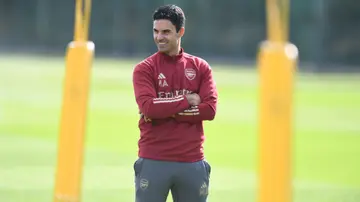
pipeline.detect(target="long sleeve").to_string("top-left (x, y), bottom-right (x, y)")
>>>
top-left (133, 63), bottom-right (190, 119)
top-left (174, 62), bottom-right (218, 123)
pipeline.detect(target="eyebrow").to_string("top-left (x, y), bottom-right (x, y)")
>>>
top-left (153, 28), bottom-right (171, 32)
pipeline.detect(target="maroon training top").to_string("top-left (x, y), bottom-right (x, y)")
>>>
top-left (132, 48), bottom-right (218, 162)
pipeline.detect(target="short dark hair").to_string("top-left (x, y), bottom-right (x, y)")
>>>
top-left (153, 4), bottom-right (185, 32)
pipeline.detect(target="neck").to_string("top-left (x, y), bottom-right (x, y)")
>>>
top-left (166, 39), bottom-right (182, 56)
top-left (167, 45), bottom-right (181, 57)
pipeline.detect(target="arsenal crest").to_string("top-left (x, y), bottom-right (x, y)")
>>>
top-left (185, 68), bottom-right (196, 80)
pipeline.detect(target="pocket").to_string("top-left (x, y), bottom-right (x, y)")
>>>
top-left (133, 158), bottom-right (144, 177)
top-left (203, 160), bottom-right (211, 179)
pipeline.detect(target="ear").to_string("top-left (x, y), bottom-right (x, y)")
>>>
top-left (178, 27), bottom-right (185, 37)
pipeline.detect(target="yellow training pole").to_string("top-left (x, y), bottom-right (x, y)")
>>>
top-left (257, 0), bottom-right (298, 202)
top-left (53, 0), bottom-right (94, 201)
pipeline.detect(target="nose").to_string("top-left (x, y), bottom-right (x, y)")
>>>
top-left (156, 33), bottom-right (165, 41)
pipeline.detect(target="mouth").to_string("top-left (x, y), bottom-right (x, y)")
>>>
top-left (157, 43), bottom-right (168, 50)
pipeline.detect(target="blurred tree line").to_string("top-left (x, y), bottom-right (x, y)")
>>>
top-left (0, 0), bottom-right (359, 71)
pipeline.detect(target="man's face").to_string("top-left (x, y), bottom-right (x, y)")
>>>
top-left (153, 19), bottom-right (184, 55)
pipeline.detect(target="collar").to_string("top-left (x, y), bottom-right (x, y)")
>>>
top-left (158, 48), bottom-right (185, 62)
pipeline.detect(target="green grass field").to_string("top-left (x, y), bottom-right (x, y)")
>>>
top-left (1, 55), bottom-right (359, 202)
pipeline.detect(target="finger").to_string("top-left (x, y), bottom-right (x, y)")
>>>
top-left (144, 116), bottom-right (152, 122)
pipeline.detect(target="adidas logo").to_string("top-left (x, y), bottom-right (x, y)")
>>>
top-left (158, 73), bottom-right (168, 87)
top-left (158, 73), bottom-right (166, 79)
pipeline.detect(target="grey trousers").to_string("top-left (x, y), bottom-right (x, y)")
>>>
top-left (133, 158), bottom-right (211, 202)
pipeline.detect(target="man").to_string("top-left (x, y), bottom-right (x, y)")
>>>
top-left (132, 4), bottom-right (218, 202)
